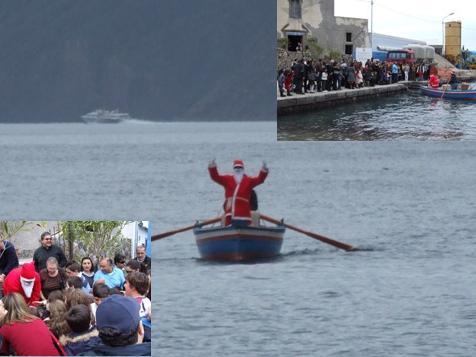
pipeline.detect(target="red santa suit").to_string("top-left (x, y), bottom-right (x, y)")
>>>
top-left (209, 160), bottom-right (268, 225)
top-left (428, 74), bottom-right (440, 89)
top-left (3, 262), bottom-right (42, 306)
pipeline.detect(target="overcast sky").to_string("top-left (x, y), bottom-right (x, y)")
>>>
top-left (335, 0), bottom-right (476, 50)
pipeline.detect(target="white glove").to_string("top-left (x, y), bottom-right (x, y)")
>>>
top-left (262, 161), bottom-right (268, 171)
top-left (208, 158), bottom-right (216, 168)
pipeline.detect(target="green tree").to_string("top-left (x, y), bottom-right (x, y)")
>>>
top-left (0, 221), bottom-right (47, 243)
top-left (277, 38), bottom-right (288, 50)
top-left (328, 50), bottom-right (342, 61)
top-left (305, 38), bottom-right (323, 59)
top-left (59, 221), bottom-right (128, 262)
top-left (0, 221), bottom-right (28, 241)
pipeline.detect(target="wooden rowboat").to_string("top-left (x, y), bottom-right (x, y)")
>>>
top-left (420, 85), bottom-right (476, 100)
top-left (193, 221), bottom-right (285, 262)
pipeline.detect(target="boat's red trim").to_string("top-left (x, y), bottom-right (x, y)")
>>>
top-left (200, 251), bottom-right (279, 262)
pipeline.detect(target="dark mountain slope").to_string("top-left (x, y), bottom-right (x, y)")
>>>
top-left (0, 0), bottom-right (275, 122)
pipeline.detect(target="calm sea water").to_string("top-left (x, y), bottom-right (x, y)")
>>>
top-left (1, 122), bottom-right (475, 356)
top-left (278, 91), bottom-right (476, 140)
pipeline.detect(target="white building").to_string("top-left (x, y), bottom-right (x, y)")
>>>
top-left (121, 221), bottom-right (150, 258)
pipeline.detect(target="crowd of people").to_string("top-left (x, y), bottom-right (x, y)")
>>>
top-left (0, 232), bottom-right (152, 356)
top-left (277, 57), bottom-right (435, 97)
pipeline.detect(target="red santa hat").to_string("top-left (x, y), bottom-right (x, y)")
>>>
top-left (20, 262), bottom-right (36, 280)
top-left (233, 159), bottom-right (244, 169)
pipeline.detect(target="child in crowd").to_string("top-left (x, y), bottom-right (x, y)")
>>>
top-left (67, 276), bottom-right (85, 290)
top-left (60, 304), bottom-right (101, 355)
top-left (90, 282), bottom-right (110, 320)
top-left (124, 271), bottom-right (152, 342)
top-left (45, 299), bottom-right (70, 338)
top-left (65, 261), bottom-right (82, 278)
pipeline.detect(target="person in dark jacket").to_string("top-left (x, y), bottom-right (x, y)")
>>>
top-left (449, 71), bottom-right (458, 90)
top-left (133, 246), bottom-right (151, 275)
top-left (60, 304), bottom-right (101, 356)
top-left (33, 232), bottom-right (67, 272)
top-left (277, 69), bottom-right (285, 97)
top-left (78, 294), bottom-right (151, 356)
top-left (0, 240), bottom-right (19, 280)
top-left (292, 59), bottom-right (304, 94)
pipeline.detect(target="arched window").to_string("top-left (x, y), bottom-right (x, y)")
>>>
top-left (289, 0), bottom-right (302, 19)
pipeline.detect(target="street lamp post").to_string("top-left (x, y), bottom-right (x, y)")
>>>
top-left (370, 0), bottom-right (374, 50)
top-left (442, 12), bottom-right (454, 56)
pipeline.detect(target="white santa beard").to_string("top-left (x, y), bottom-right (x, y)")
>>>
top-left (234, 173), bottom-right (243, 183)
top-left (21, 282), bottom-right (34, 298)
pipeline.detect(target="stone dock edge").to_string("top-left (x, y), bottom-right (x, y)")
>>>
top-left (277, 83), bottom-right (414, 116)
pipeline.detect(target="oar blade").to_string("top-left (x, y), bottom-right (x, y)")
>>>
top-left (260, 214), bottom-right (356, 252)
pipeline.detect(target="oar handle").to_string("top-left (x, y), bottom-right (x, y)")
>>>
top-left (151, 217), bottom-right (221, 241)
top-left (260, 214), bottom-right (356, 252)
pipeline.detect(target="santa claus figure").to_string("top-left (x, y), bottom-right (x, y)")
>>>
top-left (3, 262), bottom-right (42, 306)
top-left (209, 159), bottom-right (268, 227)
top-left (428, 74), bottom-right (440, 89)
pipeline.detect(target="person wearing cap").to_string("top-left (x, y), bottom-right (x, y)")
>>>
top-left (78, 294), bottom-right (151, 356)
top-left (3, 262), bottom-right (42, 306)
top-left (33, 231), bottom-right (68, 272)
top-left (208, 159), bottom-right (268, 227)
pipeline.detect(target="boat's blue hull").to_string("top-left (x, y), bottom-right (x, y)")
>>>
top-left (420, 86), bottom-right (476, 100)
top-left (194, 224), bottom-right (285, 262)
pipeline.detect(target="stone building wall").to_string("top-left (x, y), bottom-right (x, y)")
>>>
top-left (277, 0), bottom-right (370, 54)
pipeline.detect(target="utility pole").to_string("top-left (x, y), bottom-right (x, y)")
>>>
top-left (370, 0), bottom-right (374, 50)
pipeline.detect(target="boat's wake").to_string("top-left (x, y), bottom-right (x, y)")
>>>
top-left (282, 248), bottom-right (322, 257)
top-left (194, 256), bottom-right (285, 265)
top-left (284, 245), bottom-right (378, 256)
top-left (354, 245), bottom-right (378, 252)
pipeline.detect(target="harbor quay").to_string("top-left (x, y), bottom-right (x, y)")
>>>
top-left (277, 83), bottom-right (408, 116)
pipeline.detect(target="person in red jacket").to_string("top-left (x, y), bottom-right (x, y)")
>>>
top-left (209, 159), bottom-right (268, 227)
top-left (428, 74), bottom-right (440, 89)
top-left (3, 262), bottom-right (42, 307)
top-left (0, 292), bottom-right (64, 356)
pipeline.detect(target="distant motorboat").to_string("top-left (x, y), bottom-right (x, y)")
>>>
top-left (81, 109), bottom-right (131, 123)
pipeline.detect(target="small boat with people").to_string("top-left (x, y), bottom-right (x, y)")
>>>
top-left (151, 159), bottom-right (357, 262)
top-left (81, 109), bottom-right (132, 123)
top-left (420, 85), bottom-right (476, 101)
top-left (193, 217), bottom-right (285, 262)
top-left (420, 69), bottom-right (476, 101)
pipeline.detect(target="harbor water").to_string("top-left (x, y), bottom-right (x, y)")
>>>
top-left (278, 91), bottom-right (476, 140)
top-left (1, 122), bottom-right (475, 356)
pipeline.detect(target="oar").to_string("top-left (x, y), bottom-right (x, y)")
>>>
top-left (260, 214), bottom-right (356, 251)
top-left (440, 84), bottom-right (447, 99)
top-left (151, 217), bottom-right (221, 241)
